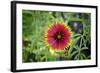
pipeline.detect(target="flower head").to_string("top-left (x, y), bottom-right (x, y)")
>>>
top-left (45, 22), bottom-right (72, 51)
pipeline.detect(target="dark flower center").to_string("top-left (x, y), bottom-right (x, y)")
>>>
top-left (54, 32), bottom-right (64, 41)
top-left (57, 35), bottom-right (62, 39)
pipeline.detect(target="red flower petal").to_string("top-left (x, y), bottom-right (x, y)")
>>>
top-left (45, 22), bottom-right (72, 51)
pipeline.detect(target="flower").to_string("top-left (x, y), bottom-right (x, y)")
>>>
top-left (45, 22), bottom-right (72, 51)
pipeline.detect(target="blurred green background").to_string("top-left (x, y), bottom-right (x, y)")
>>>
top-left (22, 10), bottom-right (91, 63)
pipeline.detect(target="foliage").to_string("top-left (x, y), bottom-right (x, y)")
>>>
top-left (22, 10), bottom-right (91, 62)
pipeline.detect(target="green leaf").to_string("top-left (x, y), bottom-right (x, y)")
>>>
top-left (71, 51), bottom-right (78, 57)
top-left (81, 53), bottom-right (87, 59)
